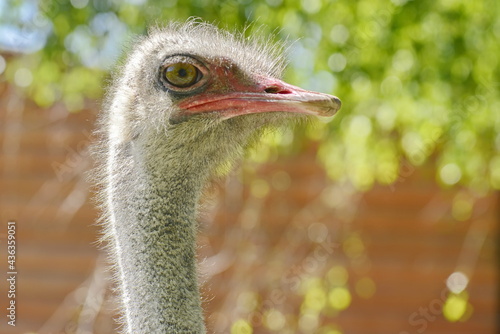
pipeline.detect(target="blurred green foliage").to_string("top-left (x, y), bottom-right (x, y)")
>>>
top-left (1, 0), bottom-right (499, 192)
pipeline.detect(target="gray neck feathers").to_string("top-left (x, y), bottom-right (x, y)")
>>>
top-left (106, 133), bottom-right (207, 333)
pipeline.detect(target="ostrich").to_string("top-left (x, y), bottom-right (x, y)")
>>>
top-left (94, 21), bottom-right (341, 333)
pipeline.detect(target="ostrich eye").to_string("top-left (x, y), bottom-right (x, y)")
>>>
top-left (163, 63), bottom-right (201, 88)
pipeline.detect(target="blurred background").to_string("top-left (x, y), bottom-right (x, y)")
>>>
top-left (0, 0), bottom-right (498, 333)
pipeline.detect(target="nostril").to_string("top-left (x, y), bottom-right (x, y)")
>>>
top-left (264, 86), bottom-right (292, 94)
top-left (264, 86), bottom-right (280, 94)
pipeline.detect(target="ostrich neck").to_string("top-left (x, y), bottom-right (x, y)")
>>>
top-left (107, 139), bottom-right (207, 333)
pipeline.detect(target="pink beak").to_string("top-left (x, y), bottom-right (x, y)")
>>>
top-left (178, 75), bottom-right (341, 120)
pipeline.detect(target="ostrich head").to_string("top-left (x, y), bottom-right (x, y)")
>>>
top-left (98, 21), bottom-right (341, 334)
top-left (105, 22), bottom-right (340, 179)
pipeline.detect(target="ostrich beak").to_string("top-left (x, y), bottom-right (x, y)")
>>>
top-left (178, 75), bottom-right (341, 120)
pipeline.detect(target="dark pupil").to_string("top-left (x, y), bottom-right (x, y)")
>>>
top-left (177, 68), bottom-right (187, 77)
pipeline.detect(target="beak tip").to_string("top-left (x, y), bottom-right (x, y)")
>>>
top-left (324, 96), bottom-right (342, 117)
top-left (333, 96), bottom-right (342, 109)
